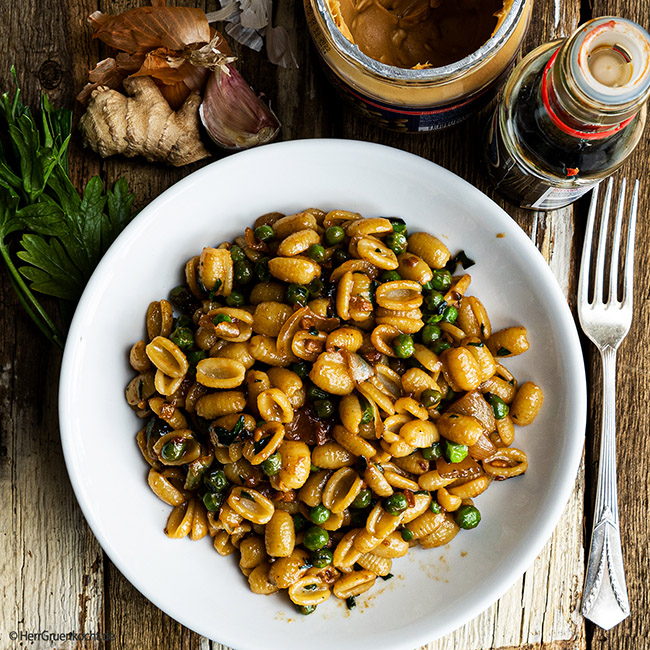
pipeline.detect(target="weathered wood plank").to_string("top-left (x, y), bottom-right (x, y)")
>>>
top-left (579, 41), bottom-right (650, 650)
top-left (583, 2), bottom-right (650, 649)
top-left (0, 0), bottom-right (106, 648)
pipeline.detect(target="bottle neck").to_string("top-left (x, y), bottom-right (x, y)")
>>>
top-left (542, 47), bottom-right (639, 140)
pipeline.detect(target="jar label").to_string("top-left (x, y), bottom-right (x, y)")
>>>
top-left (325, 64), bottom-right (510, 132)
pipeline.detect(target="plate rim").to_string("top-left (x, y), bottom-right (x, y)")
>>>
top-left (59, 138), bottom-right (587, 650)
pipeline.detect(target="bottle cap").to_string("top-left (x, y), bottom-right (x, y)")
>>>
top-left (570, 17), bottom-right (650, 107)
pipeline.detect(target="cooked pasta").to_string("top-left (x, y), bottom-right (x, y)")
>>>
top-left (125, 209), bottom-right (543, 615)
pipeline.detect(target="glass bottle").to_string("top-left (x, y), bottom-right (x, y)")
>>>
top-left (484, 17), bottom-right (650, 211)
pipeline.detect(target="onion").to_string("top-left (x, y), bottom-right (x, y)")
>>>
top-left (345, 352), bottom-right (375, 384)
top-left (448, 390), bottom-right (496, 433)
top-left (468, 433), bottom-right (497, 461)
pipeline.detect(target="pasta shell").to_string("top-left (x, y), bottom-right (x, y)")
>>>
top-left (199, 246), bottom-right (233, 295)
top-left (228, 487), bottom-right (275, 524)
top-left (268, 256), bottom-right (321, 284)
top-left (355, 236), bottom-right (398, 270)
top-left (195, 357), bottom-right (246, 389)
top-left (146, 336), bottom-right (189, 378)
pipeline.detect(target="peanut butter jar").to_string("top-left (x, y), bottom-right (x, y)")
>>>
top-left (304, 0), bottom-right (532, 131)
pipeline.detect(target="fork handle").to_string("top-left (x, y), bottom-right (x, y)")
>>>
top-left (582, 346), bottom-right (630, 629)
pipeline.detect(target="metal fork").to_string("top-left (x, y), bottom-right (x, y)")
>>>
top-left (579, 177), bottom-right (639, 629)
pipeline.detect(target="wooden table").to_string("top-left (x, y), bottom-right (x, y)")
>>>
top-left (1, 0), bottom-right (649, 648)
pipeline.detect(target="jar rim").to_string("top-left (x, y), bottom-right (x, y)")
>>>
top-left (313, 0), bottom-right (528, 81)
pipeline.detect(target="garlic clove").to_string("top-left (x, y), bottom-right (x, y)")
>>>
top-left (199, 65), bottom-right (280, 150)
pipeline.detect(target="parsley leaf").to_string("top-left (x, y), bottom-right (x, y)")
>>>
top-left (0, 70), bottom-right (135, 347)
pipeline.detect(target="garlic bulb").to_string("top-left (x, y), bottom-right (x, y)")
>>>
top-left (199, 65), bottom-right (280, 150)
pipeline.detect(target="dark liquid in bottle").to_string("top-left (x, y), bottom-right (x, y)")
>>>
top-left (513, 67), bottom-right (629, 178)
top-left (485, 56), bottom-right (634, 209)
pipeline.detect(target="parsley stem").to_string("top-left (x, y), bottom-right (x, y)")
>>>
top-left (0, 242), bottom-right (64, 348)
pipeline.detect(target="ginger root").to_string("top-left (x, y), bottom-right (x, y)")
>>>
top-left (79, 76), bottom-right (209, 167)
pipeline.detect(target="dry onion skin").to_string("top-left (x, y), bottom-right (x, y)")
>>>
top-left (126, 209), bottom-right (542, 615)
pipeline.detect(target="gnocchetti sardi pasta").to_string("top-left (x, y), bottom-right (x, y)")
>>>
top-left (126, 209), bottom-right (544, 615)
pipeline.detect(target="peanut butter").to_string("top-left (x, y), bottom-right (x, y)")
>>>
top-left (329, 0), bottom-right (510, 69)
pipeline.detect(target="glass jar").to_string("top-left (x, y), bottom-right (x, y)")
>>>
top-left (304, 0), bottom-right (532, 132)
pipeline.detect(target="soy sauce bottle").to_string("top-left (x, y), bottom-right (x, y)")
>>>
top-left (484, 17), bottom-right (650, 210)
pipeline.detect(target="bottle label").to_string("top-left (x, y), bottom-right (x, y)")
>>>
top-left (484, 108), bottom-right (598, 209)
top-left (529, 183), bottom-right (597, 209)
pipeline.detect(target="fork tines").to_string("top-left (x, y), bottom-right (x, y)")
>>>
top-left (578, 177), bottom-right (639, 309)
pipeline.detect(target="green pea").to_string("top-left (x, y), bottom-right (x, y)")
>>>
top-left (401, 527), bottom-right (414, 541)
top-left (229, 245), bottom-right (246, 262)
top-left (204, 469), bottom-right (228, 492)
top-left (308, 278), bottom-right (325, 298)
top-left (359, 398), bottom-right (373, 425)
top-left (168, 285), bottom-right (196, 313)
top-left (254, 224), bottom-right (275, 242)
top-left (310, 463), bottom-right (320, 473)
top-left (291, 362), bottom-right (310, 379)
top-left (421, 442), bottom-right (441, 461)
top-left (261, 452), bottom-right (282, 476)
top-left (386, 232), bottom-right (408, 255)
top-left (173, 314), bottom-right (193, 329)
top-left (169, 327), bottom-right (194, 351)
top-left (234, 260), bottom-right (254, 285)
top-left (314, 399), bottom-right (335, 418)
top-left (226, 290), bottom-right (246, 307)
top-left (443, 439), bottom-right (468, 464)
top-left (385, 493), bottom-right (408, 516)
top-left (333, 249), bottom-right (349, 265)
top-left (429, 269), bottom-right (452, 292)
top-left (381, 270), bottom-right (402, 282)
top-left (421, 389), bottom-right (442, 410)
top-left (202, 491), bottom-right (224, 512)
top-left (390, 219), bottom-right (407, 235)
top-left (421, 324), bottom-right (441, 346)
top-left (325, 226), bottom-right (345, 245)
top-left (423, 312), bottom-right (443, 324)
top-left (311, 548), bottom-right (333, 568)
top-left (431, 340), bottom-right (452, 355)
top-left (292, 512), bottom-right (309, 533)
top-left (303, 526), bottom-right (329, 551)
top-left (442, 305), bottom-right (458, 324)
top-left (287, 284), bottom-right (309, 306)
top-left (485, 393), bottom-right (509, 419)
top-left (309, 505), bottom-right (331, 525)
top-left (393, 333), bottom-right (415, 359)
top-left (351, 488), bottom-right (372, 509)
top-left (161, 439), bottom-right (186, 462)
top-left (307, 244), bottom-right (326, 263)
top-left (455, 504), bottom-right (481, 529)
top-left (297, 605), bottom-right (316, 615)
top-left (430, 501), bottom-right (441, 514)
top-left (307, 384), bottom-right (328, 402)
top-left (254, 257), bottom-right (271, 282)
top-left (425, 291), bottom-right (445, 311)
top-left (187, 349), bottom-right (208, 372)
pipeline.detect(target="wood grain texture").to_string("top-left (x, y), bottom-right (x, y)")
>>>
top-left (0, 0), bottom-right (106, 648)
top-left (581, 7), bottom-right (650, 650)
top-left (2, 0), bottom-right (649, 647)
top-left (585, 2), bottom-right (650, 649)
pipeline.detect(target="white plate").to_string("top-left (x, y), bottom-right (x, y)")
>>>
top-left (59, 139), bottom-right (586, 650)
